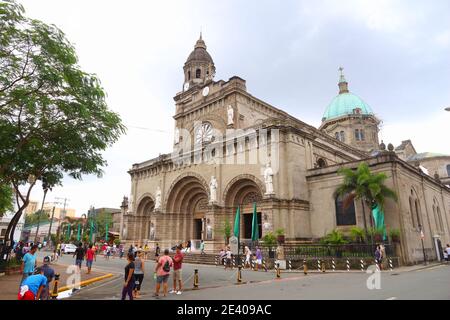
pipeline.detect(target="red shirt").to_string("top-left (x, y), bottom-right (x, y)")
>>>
top-left (173, 252), bottom-right (184, 270)
top-left (86, 249), bottom-right (95, 261)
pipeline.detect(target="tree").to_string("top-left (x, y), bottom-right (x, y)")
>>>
top-left (24, 209), bottom-right (49, 226)
top-left (335, 163), bottom-right (397, 242)
top-left (0, 0), bottom-right (125, 253)
top-left (0, 183), bottom-right (14, 217)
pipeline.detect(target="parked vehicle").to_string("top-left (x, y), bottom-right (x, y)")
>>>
top-left (63, 243), bottom-right (77, 254)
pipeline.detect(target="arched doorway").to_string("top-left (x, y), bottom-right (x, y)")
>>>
top-left (166, 175), bottom-right (209, 243)
top-left (224, 176), bottom-right (264, 241)
top-left (135, 196), bottom-right (154, 241)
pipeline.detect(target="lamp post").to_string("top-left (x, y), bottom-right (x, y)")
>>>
top-left (34, 176), bottom-right (51, 244)
top-left (419, 224), bottom-right (427, 265)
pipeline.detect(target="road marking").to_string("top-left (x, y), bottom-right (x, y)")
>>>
top-left (386, 297), bottom-right (397, 300)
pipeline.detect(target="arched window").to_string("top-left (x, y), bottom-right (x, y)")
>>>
top-left (335, 132), bottom-right (340, 140)
top-left (335, 194), bottom-right (356, 226)
top-left (433, 198), bottom-right (444, 233)
top-left (355, 129), bottom-right (365, 141)
top-left (340, 131), bottom-right (345, 142)
top-left (414, 199), bottom-right (421, 227)
top-left (317, 158), bottom-right (326, 168)
top-left (188, 71), bottom-right (191, 80)
top-left (409, 196), bottom-right (417, 228)
top-left (447, 164), bottom-right (450, 177)
top-left (355, 129), bottom-right (360, 141)
top-left (196, 68), bottom-right (201, 78)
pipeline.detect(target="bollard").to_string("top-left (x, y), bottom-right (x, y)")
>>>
top-left (321, 260), bottom-right (326, 273)
top-left (215, 256), bottom-right (218, 267)
top-left (375, 259), bottom-right (380, 272)
top-left (331, 258), bottom-right (336, 272)
top-left (317, 259), bottom-right (321, 272)
top-left (232, 257), bottom-right (236, 269)
top-left (303, 259), bottom-right (308, 275)
top-left (237, 266), bottom-right (242, 283)
top-left (346, 258), bottom-right (350, 272)
top-left (262, 259), bottom-right (267, 272)
top-left (360, 259), bottom-right (365, 272)
top-left (251, 259), bottom-right (255, 271)
top-left (193, 269), bottom-right (199, 289)
top-left (276, 262), bottom-right (281, 278)
top-left (389, 258), bottom-right (393, 271)
top-left (51, 273), bottom-right (60, 299)
top-left (288, 260), bottom-right (292, 271)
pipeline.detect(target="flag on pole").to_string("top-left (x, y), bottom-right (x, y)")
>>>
top-left (77, 223), bottom-right (81, 241)
top-left (233, 206), bottom-right (240, 238)
top-left (105, 222), bottom-right (109, 242)
top-left (251, 202), bottom-right (259, 241)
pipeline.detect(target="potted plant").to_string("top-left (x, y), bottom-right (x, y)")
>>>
top-left (389, 228), bottom-right (401, 243)
top-left (369, 227), bottom-right (383, 243)
top-left (262, 232), bottom-right (277, 258)
top-left (275, 228), bottom-right (285, 244)
top-left (349, 226), bottom-right (365, 243)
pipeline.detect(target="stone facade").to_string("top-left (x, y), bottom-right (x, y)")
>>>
top-left (120, 36), bottom-right (450, 265)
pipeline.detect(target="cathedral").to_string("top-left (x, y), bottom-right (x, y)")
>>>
top-left (119, 35), bottom-right (450, 265)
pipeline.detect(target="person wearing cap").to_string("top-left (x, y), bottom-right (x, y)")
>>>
top-left (40, 256), bottom-right (55, 300)
top-left (18, 268), bottom-right (48, 300)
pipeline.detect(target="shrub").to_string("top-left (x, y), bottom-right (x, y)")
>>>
top-left (320, 229), bottom-right (348, 245)
top-left (262, 232), bottom-right (277, 248)
top-left (275, 228), bottom-right (285, 236)
top-left (349, 226), bottom-right (365, 243)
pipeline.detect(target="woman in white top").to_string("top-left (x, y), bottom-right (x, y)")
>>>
top-left (244, 246), bottom-right (251, 269)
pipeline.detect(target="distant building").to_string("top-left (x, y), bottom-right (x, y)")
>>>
top-left (42, 205), bottom-right (76, 220)
top-left (87, 207), bottom-right (121, 219)
top-left (24, 201), bottom-right (39, 216)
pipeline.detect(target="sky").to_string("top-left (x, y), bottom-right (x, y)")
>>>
top-left (17, 0), bottom-right (450, 216)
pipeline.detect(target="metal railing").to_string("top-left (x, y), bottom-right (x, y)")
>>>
top-left (260, 243), bottom-right (394, 260)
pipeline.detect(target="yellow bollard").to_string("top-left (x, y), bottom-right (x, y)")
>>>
top-left (237, 266), bottom-right (242, 283)
top-left (321, 260), bottom-right (326, 273)
top-left (193, 269), bottom-right (199, 289)
top-left (51, 273), bottom-right (60, 299)
top-left (303, 259), bottom-right (308, 275)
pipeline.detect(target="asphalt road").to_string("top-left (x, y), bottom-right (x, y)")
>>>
top-left (41, 251), bottom-right (450, 300)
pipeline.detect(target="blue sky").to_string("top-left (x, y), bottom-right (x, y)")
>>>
top-left (18, 0), bottom-right (450, 215)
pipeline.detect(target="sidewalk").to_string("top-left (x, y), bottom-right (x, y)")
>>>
top-left (0, 261), bottom-right (108, 300)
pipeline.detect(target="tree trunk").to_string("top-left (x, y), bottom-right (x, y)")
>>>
top-left (361, 199), bottom-right (368, 243)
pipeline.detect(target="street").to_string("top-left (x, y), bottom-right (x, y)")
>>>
top-left (44, 252), bottom-right (450, 300)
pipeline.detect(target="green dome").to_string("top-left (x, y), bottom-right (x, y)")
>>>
top-left (322, 92), bottom-right (373, 121)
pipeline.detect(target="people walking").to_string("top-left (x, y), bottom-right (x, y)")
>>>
top-left (133, 251), bottom-right (145, 299)
top-left (225, 246), bottom-right (232, 270)
top-left (244, 246), bottom-right (251, 269)
top-left (200, 240), bottom-right (205, 255)
top-left (40, 256), bottom-right (55, 300)
top-left (170, 246), bottom-right (184, 295)
top-left (121, 253), bottom-right (135, 300)
top-left (85, 244), bottom-right (96, 274)
top-left (255, 246), bottom-right (263, 271)
top-left (375, 245), bottom-right (382, 270)
top-left (154, 249), bottom-right (173, 298)
top-left (446, 244), bottom-right (450, 263)
top-left (186, 240), bottom-right (191, 253)
top-left (73, 243), bottom-right (85, 271)
top-left (155, 243), bottom-right (161, 257)
top-left (20, 244), bottom-right (38, 286)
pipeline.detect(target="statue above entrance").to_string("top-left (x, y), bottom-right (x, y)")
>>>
top-left (227, 105), bottom-right (234, 126)
top-left (209, 176), bottom-right (218, 203)
top-left (263, 163), bottom-right (274, 195)
top-left (154, 186), bottom-right (162, 211)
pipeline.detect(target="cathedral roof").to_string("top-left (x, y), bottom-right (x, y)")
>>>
top-left (406, 152), bottom-right (450, 162)
top-left (322, 69), bottom-right (374, 122)
top-left (185, 34), bottom-right (214, 65)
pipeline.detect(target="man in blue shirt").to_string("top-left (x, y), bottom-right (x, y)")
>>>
top-left (18, 268), bottom-right (47, 300)
top-left (20, 245), bottom-right (38, 285)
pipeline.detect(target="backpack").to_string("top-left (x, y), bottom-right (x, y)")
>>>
top-left (163, 258), bottom-right (171, 272)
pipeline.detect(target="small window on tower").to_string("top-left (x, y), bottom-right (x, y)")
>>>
top-left (196, 69), bottom-right (201, 78)
top-left (340, 131), bottom-right (345, 142)
top-left (188, 71), bottom-right (191, 80)
top-left (360, 129), bottom-right (365, 141)
top-left (355, 129), bottom-right (360, 141)
top-left (353, 108), bottom-right (361, 114)
top-left (335, 132), bottom-right (340, 140)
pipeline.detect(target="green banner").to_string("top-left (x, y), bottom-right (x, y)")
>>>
top-left (105, 222), bottom-right (109, 242)
top-left (251, 202), bottom-right (259, 241)
top-left (77, 223), bottom-right (81, 241)
top-left (233, 206), bottom-right (240, 238)
top-left (372, 204), bottom-right (387, 241)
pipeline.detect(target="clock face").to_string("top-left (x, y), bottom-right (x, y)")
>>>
top-left (195, 122), bottom-right (213, 144)
top-left (202, 86), bottom-right (210, 97)
top-left (184, 82), bottom-right (189, 91)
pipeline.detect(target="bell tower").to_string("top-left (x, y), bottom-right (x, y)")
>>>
top-left (182, 33), bottom-right (216, 91)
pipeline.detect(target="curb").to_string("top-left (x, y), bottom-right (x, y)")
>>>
top-left (58, 273), bottom-right (114, 292)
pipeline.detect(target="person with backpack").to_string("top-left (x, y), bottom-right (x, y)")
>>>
top-left (153, 249), bottom-right (173, 297)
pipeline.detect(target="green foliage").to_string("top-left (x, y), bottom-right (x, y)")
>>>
top-left (320, 229), bottom-right (348, 245)
top-left (24, 210), bottom-right (49, 226)
top-left (389, 228), bottom-right (400, 238)
top-left (335, 163), bottom-right (398, 211)
top-left (217, 219), bottom-right (232, 243)
top-left (262, 232), bottom-right (277, 247)
top-left (275, 228), bottom-right (285, 236)
top-left (0, 0), bottom-right (125, 239)
top-left (0, 183), bottom-right (14, 217)
top-left (93, 210), bottom-right (112, 240)
top-left (349, 226), bottom-right (365, 243)
top-left (113, 238), bottom-right (121, 245)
